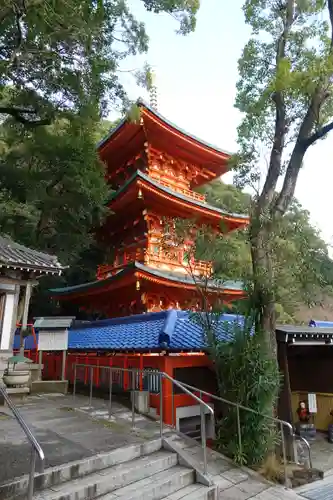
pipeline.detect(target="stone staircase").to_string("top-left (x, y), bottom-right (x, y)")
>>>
top-left (1, 438), bottom-right (217, 500)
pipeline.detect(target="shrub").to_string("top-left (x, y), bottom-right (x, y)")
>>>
top-left (193, 311), bottom-right (281, 465)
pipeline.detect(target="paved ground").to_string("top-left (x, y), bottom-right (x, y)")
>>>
top-left (306, 433), bottom-right (333, 474)
top-left (0, 393), bottom-right (160, 484)
top-left (296, 473), bottom-right (333, 500)
top-left (1, 393), bottom-right (332, 499)
top-left (169, 433), bottom-right (305, 500)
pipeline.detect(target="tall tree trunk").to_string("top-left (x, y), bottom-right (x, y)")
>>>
top-left (249, 214), bottom-right (277, 359)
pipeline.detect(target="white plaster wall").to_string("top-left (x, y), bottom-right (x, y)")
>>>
top-left (0, 284), bottom-right (15, 292)
top-left (1, 293), bottom-right (15, 351)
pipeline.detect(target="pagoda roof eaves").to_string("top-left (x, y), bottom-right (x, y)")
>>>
top-left (50, 262), bottom-right (244, 296)
top-left (109, 170), bottom-right (249, 222)
top-left (97, 98), bottom-right (233, 158)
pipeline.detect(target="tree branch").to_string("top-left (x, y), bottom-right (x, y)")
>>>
top-left (328, 0), bottom-right (333, 47)
top-left (257, 0), bottom-right (294, 211)
top-left (274, 91), bottom-right (323, 215)
top-left (273, 0), bottom-right (333, 215)
top-left (0, 107), bottom-right (51, 126)
top-left (303, 119), bottom-right (333, 148)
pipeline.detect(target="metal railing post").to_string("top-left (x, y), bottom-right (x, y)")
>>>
top-left (73, 363), bottom-right (77, 404)
top-left (89, 366), bottom-right (93, 407)
top-left (171, 382), bottom-right (175, 429)
top-left (131, 369), bottom-right (135, 429)
top-left (200, 398), bottom-right (208, 475)
top-left (236, 405), bottom-right (242, 458)
top-left (0, 386), bottom-right (45, 498)
top-left (160, 373), bottom-right (163, 437)
top-left (108, 368), bottom-right (112, 420)
top-left (27, 447), bottom-right (36, 500)
top-left (280, 422), bottom-right (288, 487)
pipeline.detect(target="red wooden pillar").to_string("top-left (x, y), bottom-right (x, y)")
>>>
top-left (96, 359), bottom-right (100, 387)
top-left (84, 356), bottom-right (89, 385)
top-left (160, 356), bottom-right (174, 426)
top-left (123, 356), bottom-right (129, 390)
top-left (139, 355), bottom-right (143, 391)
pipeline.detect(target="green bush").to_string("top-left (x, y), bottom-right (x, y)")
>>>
top-left (193, 312), bottom-right (281, 466)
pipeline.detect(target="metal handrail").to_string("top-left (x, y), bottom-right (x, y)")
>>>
top-left (0, 386), bottom-right (45, 500)
top-left (177, 380), bottom-right (312, 482)
top-left (72, 364), bottom-right (213, 474)
top-left (293, 433), bottom-right (312, 468)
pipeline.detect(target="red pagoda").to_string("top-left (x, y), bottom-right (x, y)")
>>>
top-left (51, 100), bottom-right (249, 317)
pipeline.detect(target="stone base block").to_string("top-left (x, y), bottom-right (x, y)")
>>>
top-left (2, 387), bottom-right (30, 405)
top-left (31, 380), bottom-right (68, 394)
top-left (131, 390), bottom-right (150, 414)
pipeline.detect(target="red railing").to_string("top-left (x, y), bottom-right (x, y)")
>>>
top-left (97, 248), bottom-right (145, 280)
top-left (15, 350), bottom-right (213, 426)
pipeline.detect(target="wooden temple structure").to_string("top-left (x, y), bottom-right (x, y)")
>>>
top-left (51, 100), bottom-right (249, 317)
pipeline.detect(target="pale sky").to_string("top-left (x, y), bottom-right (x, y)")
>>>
top-left (112, 0), bottom-right (333, 247)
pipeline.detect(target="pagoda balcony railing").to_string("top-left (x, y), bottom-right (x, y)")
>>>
top-left (152, 177), bottom-right (206, 203)
top-left (96, 248), bottom-right (145, 280)
top-left (96, 248), bottom-right (213, 280)
top-left (145, 251), bottom-right (213, 277)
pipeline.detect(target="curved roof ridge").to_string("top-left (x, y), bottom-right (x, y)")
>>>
top-left (136, 98), bottom-right (233, 157)
top-left (71, 310), bottom-right (169, 330)
top-left (97, 98), bottom-right (233, 158)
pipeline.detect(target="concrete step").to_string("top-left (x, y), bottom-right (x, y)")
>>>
top-left (33, 451), bottom-right (178, 500)
top-left (184, 430), bottom-right (201, 441)
top-left (99, 466), bottom-right (195, 499)
top-left (164, 483), bottom-right (217, 499)
top-left (2, 439), bottom-right (162, 500)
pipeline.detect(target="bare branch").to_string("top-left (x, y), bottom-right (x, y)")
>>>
top-left (274, 91), bottom-right (322, 214)
top-left (303, 119), bottom-right (333, 148)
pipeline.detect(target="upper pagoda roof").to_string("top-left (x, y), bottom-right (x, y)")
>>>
top-left (98, 99), bottom-right (231, 187)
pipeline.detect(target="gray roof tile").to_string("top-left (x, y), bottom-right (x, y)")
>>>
top-left (0, 236), bottom-right (65, 274)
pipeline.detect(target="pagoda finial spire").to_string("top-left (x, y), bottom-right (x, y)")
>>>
top-left (149, 70), bottom-right (158, 110)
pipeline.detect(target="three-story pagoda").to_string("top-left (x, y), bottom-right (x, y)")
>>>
top-left (51, 100), bottom-right (249, 317)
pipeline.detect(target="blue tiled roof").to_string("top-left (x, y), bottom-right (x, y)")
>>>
top-left (309, 319), bottom-right (333, 328)
top-left (14, 310), bottom-right (245, 352)
top-left (13, 329), bottom-right (38, 350)
top-left (69, 312), bottom-right (167, 350)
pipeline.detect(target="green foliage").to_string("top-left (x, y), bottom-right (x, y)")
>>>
top-left (233, 0), bottom-right (333, 340)
top-left (235, 0), bottom-right (333, 190)
top-left (213, 329), bottom-right (280, 464)
top-left (141, 0), bottom-right (199, 34)
top-left (195, 180), bottom-right (333, 321)
top-left (191, 310), bottom-right (281, 465)
top-left (0, 0), bottom-right (198, 318)
top-left (0, 116), bottom-right (108, 263)
top-left (0, 0), bottom-right (197, 125)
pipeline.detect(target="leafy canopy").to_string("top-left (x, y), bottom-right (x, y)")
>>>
top-left (193, 180), bottom-right (333, 322)
top-left (235, 0), bottom-right (333, 201)
top-left (0, 0), bottom-right (198, 125)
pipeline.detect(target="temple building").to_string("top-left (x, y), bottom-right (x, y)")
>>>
top-left (51, 100), bottom-right (249, 317)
